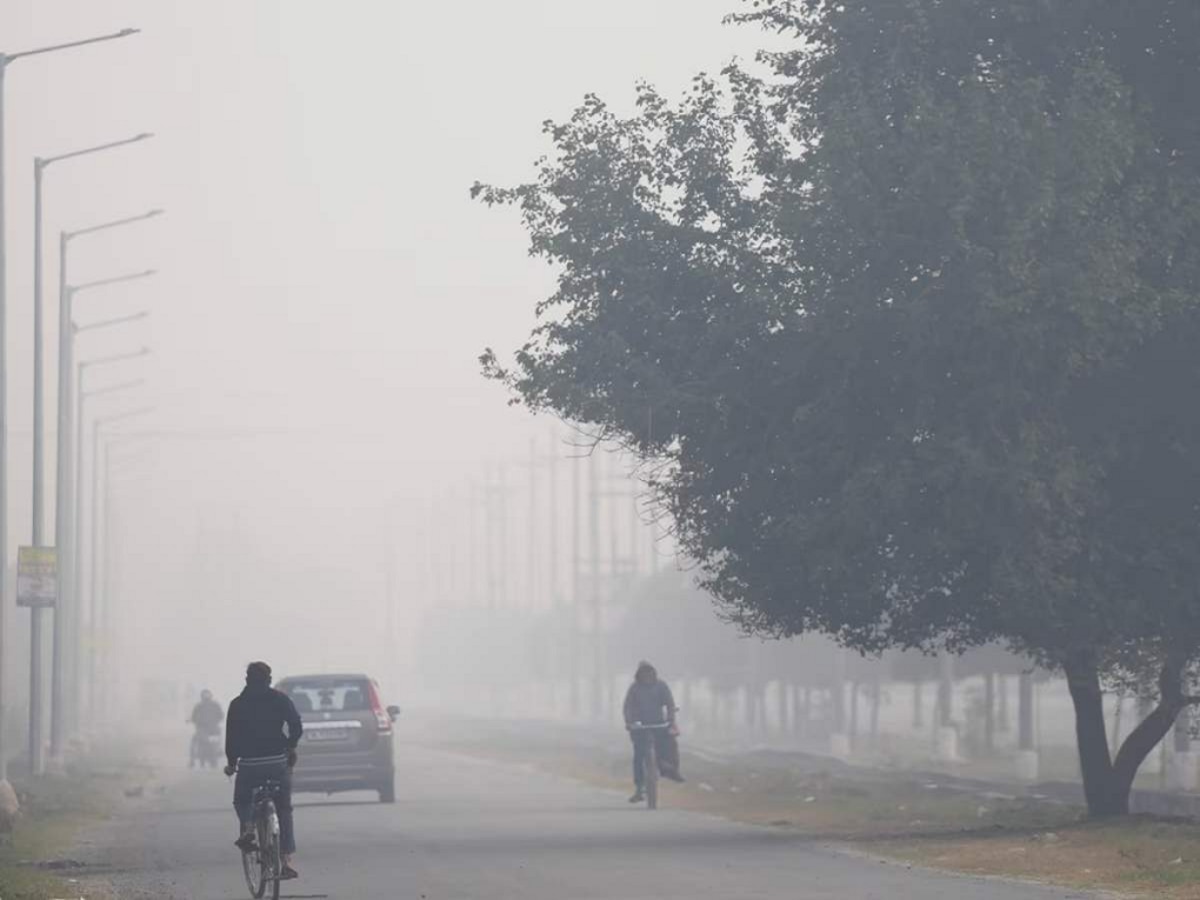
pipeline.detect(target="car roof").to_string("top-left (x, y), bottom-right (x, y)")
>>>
top-left (277, 673), bottom-right (372, 684)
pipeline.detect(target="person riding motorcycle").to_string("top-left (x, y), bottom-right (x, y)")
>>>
top-left (189, 689), bottom-right (223, 768)
top-left (224, 662), bottom-right (303, 880)
top-left (623, 661), bottom-right (684, 803)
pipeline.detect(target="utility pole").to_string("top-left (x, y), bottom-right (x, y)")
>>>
top-left (483, 467), bottom-right (503, 612)
top-left (588, 453), bottom-right (602, 720)
top-left (547, 431), bottom-right (558, 610)
top-left (443, 493), bottom-right (458, 607)
top-left (570, 453), bottom-right (581, 718)
top-left (607, 455), bottom-right (622, 720)
top-left (627, 454), bottom-right (641, 578)
top-left (546, 433), bottom-right (560, 714)
top-left (383, 529), bottom-right (396, 692)
top-left (526, 439), bottom-right (537, 612)
top-left (466, 480), bottom-right (480, 609)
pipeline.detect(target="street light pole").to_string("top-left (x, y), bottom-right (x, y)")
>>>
top-left (33, 132), bottom-right (153, 543)
top-left (0, 26), bottom-right (141, 779)
top-left (67, 353), bottom-right (145, 738)
top-left (48, 270), bottom-right (153, 761)
top-left (71, 351), bottom-right (146, 733)
top-left (90, 410), bottom-right (152, 725)
top-left (43, 213), bottom-right (156, 756)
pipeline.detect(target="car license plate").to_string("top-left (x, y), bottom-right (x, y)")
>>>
top-left (306, 729), bottom-right (348, 742)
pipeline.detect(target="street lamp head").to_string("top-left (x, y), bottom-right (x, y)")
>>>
top-left (148, 209), bottom-right (165, 218)
top-left (135, 131), bottom-right (154, 142)
top-left (119, 28), bottom-right (141, 37)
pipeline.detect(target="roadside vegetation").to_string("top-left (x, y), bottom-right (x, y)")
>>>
top-left (0, 758), bottom-right (138, 900)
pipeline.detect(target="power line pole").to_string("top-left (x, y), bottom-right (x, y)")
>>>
top-left (467, 480), bottom-right (480, 609)
top-left (588, 453), bottom-right (602, 721)
top-left (570, 453), bottom-right (581, 718)
top-left (547, 431), bottom-right (558, 611)
top-left (626, 453), bottom-right (641, 578)
top-left (526, 439), bottom-right (536, 612)
top-left (546, 433), bottom-right (561, 714)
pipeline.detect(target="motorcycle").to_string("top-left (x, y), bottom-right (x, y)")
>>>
top-left (190, 729), bottom-right (222, 769)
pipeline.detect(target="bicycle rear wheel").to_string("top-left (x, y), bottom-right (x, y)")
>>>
top-left (264, 802), bottom-right (282, 900)
top-left (266, 833), bottom-right (281, 900)
top-left (242, 845), bottom-right (265, 899)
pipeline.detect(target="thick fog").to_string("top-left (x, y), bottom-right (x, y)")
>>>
top-left (0, 1), bottom-right (769, 725)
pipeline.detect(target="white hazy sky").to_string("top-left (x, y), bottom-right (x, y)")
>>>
top-left (0, 1), bottom-right (767, 697)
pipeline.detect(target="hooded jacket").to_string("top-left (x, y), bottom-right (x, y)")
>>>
top-left (623, 662), bottom-right (676, 727)
top-left (225, 681), bottom-right (302, 768)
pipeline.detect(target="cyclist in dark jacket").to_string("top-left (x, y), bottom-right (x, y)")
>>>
top-left (623, 661), bottom-right (684, 802)
top-left (189, 689), bottom-right (223, 767)
top-left (191, 690), bottom-right (223, 734)
top-left (225, 662), bottom-right (303, 880)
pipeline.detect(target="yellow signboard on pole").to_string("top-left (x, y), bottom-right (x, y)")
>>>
top-left (16, 546), bottom-right (57, 607)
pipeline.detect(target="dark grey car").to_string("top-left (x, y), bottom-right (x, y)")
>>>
top-left (276, 673), bottom-right (400, 803)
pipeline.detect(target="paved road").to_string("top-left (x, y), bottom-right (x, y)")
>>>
top-left (86, 739), bottom-right (1092, 900)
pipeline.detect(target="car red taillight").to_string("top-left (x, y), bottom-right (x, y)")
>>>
top-left (367, 681), bottom-right (391, 733)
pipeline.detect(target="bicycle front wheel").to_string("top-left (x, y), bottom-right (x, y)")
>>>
top-left (645, 743), bottom-right (659, 810)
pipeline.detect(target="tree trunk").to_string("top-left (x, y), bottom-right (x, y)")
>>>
top-left (830, 682), bottom-right (846, 734)
top-left (937, 655), bottom-right (954, 727)
top-left (997, 674), bottom-right (1010, 733)
top-left (984, 672), bottom-right (996, 753)
top-left (1064, 656), bottom-right (1188, 818)
top-left (1018, 672), bottom-right (1035, 751)
top-left (849, 681), bottom-right (860, 750)
top-left (912, 681), bottom-right (924, 728)
top-left (869, 676), bottom-right (882, 746)
top-left (793, 684), bottom-right (808, 738)
top-left (778, 682), bottom-right (789, 737)
top-left (1064, 658), bottom-right (1125, 816)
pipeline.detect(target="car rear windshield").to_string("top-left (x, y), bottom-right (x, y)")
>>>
top-left (282, 679), bottom-right (372, 715)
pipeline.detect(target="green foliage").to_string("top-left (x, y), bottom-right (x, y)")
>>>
top-left (478, 0), bottom-right (1200, 807)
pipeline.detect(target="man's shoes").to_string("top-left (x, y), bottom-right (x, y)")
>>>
top-left (628, 790), bottom-right (645, 803)
top-left (234, 833), bottom-right (257, 852)
top-left (279, 864), bottom-right (299, 880)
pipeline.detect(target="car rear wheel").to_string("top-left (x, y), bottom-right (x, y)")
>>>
top-left (378, 775), bottom-right (395, 804)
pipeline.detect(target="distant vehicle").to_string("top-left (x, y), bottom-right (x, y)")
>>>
top-left (191, 730), bottom-right (222, 769)
top-left (275, 673), bottom-right (400, 803)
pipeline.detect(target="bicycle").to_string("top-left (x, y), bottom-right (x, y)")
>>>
top-left (628, 722), bottom-right (672, 810)
top-left (240, 778), bottom-right (283, 899)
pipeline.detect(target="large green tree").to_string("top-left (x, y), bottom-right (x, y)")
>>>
top-left (477, 0), bottom-right (1200, 816)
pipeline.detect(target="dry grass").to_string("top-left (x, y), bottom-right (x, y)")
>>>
top-left (882, 819), bottom-right (1200, 900)
top-left (0, 756), bottom-right (141, 900)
